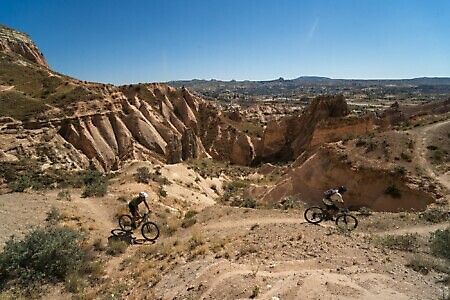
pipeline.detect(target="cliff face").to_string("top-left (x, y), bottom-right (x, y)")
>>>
top-left (260, 95), bottom-right (363, 162)
top-left (0, 25), bottom-right (257, 170)
top-left (0, 25), bottom-right (49, 68)
top-left (246, 146), bottom-right (435, 212)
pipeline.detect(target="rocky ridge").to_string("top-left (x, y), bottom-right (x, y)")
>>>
top-left (0, 24), bottom-right (48, 68)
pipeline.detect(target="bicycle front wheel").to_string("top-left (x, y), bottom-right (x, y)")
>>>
top-left (141, 222), bottom-right (160, 241)
top-left (335, 214), bottom-right (358, 231)
top-left (119, 214), bottom-right (133, 231)
top-left (304, 206), bottom-right (324, 224)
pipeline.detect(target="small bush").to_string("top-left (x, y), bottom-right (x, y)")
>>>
top-left (0, 225), bottom-right (87, 288)
top-left (358, 206), bottom-right (373, 216)
top-left (46, 206), bottom-right (63, 225)
top-left (427, 145), bottom-right (438, 151)
top-left (9, 174), bottom-right (35, 192)
top-left (406, 255), bottom-right (450, 275)
top-left (188, 233), bottom-right (204, 250)
top-left (384, 185), bottom-right (401, 198)
top-left (64, 272), bottom-right (86, 293)
top-left (377, 234), bottom-right (419, 251)
top-left (107, 239), bottom-right (128, 256)
top-left (158, 187), bottom-right (167, 197)
top-left (135, 167), bottom-right (151, 184)
top-left (400, 152), bottom-right (411, 162)
top-left (431, 227), bottom-right (450, 260)
top-left (419, 209), bottom-right (450, 223)
top-left (230, 197), bottom-right (257, 208)
top-left (250, 286), bottom-right (259, 298)
top-left (79, 170), bottom-right (108, 197)
top-left (393, 165), bottom-right (406, 175)
top-left (241, 198), bottom-right (257, 208)
top-left (181, 218), bottom-right (197, 229)
top-left (57, 190), bottom-right (71, 201)
top-left (184, 210), bottom-right (198, 219)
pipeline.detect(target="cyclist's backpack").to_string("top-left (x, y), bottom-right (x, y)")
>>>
top-left (324, 189), bottom-right (335, 199)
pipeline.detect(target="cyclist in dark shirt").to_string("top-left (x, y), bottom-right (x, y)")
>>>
top-left (129, 191), bottom-right (150, 224)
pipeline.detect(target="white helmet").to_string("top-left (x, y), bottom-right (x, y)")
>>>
top-left (139, 191), bottom-right (148, 198)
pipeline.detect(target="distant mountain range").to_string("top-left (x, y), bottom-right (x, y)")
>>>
top-left (168, 76), bottom-right (450, 101)
top-left (169, 76), bottom-right (450, 86)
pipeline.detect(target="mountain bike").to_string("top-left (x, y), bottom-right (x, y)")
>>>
top-left (118, 211), bottom-right (160, 241)
top-left (304, 206), bottom-right (358, 231)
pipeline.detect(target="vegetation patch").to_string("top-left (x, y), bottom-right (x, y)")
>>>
top-left (432, 227), bottom-right (450, 260)
top-left (375, 233), bottom-right (419, 251)
top-left (134, 167), bottom-right (151, 184)
top-left (406, 254), bottom-right (450, 275)
top-left (0, 224), bottom-right (95, 292)
top-left (76, 170), bottom-right (108, 197)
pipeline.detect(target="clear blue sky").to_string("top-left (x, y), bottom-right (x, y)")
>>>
top-left (1, 0), bottom-right (449, 85)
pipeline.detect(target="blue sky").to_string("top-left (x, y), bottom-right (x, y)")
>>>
top-left (1, 0), bottom-right (449, 85)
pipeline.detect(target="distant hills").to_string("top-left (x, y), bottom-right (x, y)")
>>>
top-left (168, 76), bottom-right (450, 102)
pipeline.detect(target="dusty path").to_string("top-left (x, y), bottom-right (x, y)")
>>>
top-left (70, 193), bottom-right (117, 238)
top-left (411, 120), bottom-right (450, 191)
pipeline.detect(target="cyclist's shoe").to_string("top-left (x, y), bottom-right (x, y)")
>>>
top-left (131, 222), bottom-right (137, 229)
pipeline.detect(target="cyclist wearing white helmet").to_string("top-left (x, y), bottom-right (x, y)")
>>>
top-left (129, 191), bottom-right (151, 226)
top-left (322, 186), bottom-right (347, 218)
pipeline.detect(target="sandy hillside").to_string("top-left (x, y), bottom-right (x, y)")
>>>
top-left (0, 122), bottom-right (449, 300)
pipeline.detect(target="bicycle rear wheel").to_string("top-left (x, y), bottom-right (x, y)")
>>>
top-left (304, 206), bottom-right (324, 224)
top-left (119, 214), bottom-right (133, 231)
top-left (335, 214), bottom-right (358, 231)
top-left (141, 221), bottom-right (160, 241)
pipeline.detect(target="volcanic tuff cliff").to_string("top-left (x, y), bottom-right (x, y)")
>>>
top-left (0, 25), bottom-right (253, 170)
top-left (0, 25), bottom-right (48, 68)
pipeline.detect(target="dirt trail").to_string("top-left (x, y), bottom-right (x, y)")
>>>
top-left (204, 217), bottom-right (307, 230)
top-left (70, 194), bottom-right (116, 238)
top-left (377, 222), bottom-right (449, 236)
top-left (412, 120), bottom-right (450, 191)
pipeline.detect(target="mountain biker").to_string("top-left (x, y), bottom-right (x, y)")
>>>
top-left (129, 191), bottom-right (151, 227)
top-left (322, 186), bottom-right (347, 218)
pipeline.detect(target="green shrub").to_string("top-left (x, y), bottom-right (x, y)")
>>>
top-left (427, 145), bottom-right (438, 151)
top-left (181, 218), bottom-right (197, 229)
top-left (184, 210), bottom-right (198, 219)
top-left (400, 152), bottom-right (411, 162)
top-left (406, 254), bottom-right (450, 275)
top-left (79, 170), bottom-right (108, 197)
top-left (0, 225), bottom-right (87, 288)
top-left (107, 239), bottom-right (128, 256)
top-left (250, 285), bottom-right (259, 298)
top-left (46, 206), bottom-right (63, 225)
top-left (9, 174), bottom-right (35, 192)
top-left (431, 227), bottom-right (450, 260)
top-left (64, 272), bottom-right (86, 293)
top-left (358, 206), bottom-right (373, 216)
top-left (135, 167), bottom-right (151, 184)
top-left (158, 187), bottom-right (167, 197)
top-left (384, 185), bottom-right (401, 198)
top-left (393, 165), bottom-right (406, 175)
top-left (57, 190), bottom-right (71, 201)
top-left (241, 198), bottom-right (257, 208)
top-left (376, 234), bottom-right (419, 251)
top-left (419, 209), bottom-right (450, 223)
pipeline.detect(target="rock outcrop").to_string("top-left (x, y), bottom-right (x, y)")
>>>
top-left (248, 146), bottom-right (435, 212)
top-left (260, 95), bottom-right (364, 162)
top-left (0, 25), bottom-right (49, 68)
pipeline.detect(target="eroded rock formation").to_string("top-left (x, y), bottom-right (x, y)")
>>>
top-left (0, 25), bottom-right (49, 68)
